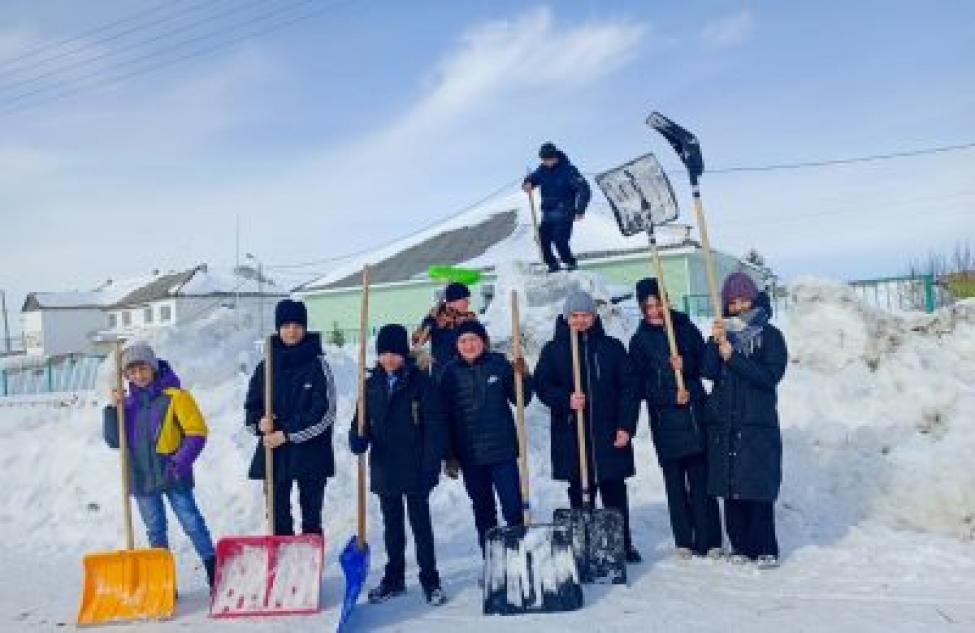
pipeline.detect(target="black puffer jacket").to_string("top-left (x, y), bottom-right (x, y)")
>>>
top-left (349, 362), bottom-right (446, 495)
top-left (245, 332), bottom-right (336, 482)
top-left (629, 311), bottom-right (708, 462)
top-left (439, 351), bottom-right (532, 467)
top-left (700, 299), bottom-right (788, 502)
top-left (534, 316), bottom-right (640, 483)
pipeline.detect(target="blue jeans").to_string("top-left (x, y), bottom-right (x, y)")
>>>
top-left (134, 487), bottom-right (215, 562)
top-left (460, 459), bottom-right (523, 552)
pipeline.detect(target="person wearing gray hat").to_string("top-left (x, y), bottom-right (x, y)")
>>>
top-left (535, 291), bottom-right (643, 563)
top-left (121, 340), bottom-right (159, 372)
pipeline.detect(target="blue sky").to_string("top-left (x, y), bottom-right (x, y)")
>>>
top-left (1, 1), bottom-right (973, 330)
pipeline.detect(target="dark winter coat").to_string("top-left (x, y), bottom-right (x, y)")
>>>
top-left (420, 314), bottom-right (460, 373)
top-left (534, 316), bottom-right (640, 483)
top-left (629, 311), bottom-right (709, 462)
top-left (245, 332), bottom-right (336, 482)
top-left (348, 362), bottom-right (447, 495)
top-left (439, 351), bottom-right (532, 467)
top-left (524, 151), bottom-right (592, 223)
top-left (700, 303), bottom-right (788, 502)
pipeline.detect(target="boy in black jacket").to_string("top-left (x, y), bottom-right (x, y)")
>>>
top-left (439, 320), bottom-right (532, 555)
top-left (244, 299), bottom-right (336, 536)
top-left (350, 324), bottom-right (448, 605)
top-left (628, 278), bottom-right (721, 558)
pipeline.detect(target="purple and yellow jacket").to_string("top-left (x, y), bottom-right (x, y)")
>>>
top-left (103, 360), bottom-right (208, 496)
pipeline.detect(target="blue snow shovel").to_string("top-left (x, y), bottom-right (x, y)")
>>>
top-left (338, 267), bottom-right (371, 633)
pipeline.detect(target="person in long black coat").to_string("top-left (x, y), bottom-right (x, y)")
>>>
top-left (534, 291), bottom-right (642, 562)
top-left (439, 320), bottom-right (532, 554)
top-left (349, 324), bottom-right (447, 606)
top-left (628, 278), bottom-right (721, 558)
top-left (245, 299), bottom-right (336, 536)
top-left (701, 273), bottom-right (788, 567)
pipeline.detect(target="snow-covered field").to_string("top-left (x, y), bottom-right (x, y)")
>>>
top-left (1, 268), bottom-right (974, 632)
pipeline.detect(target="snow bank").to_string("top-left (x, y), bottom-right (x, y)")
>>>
top-left (0, 270), bottom-right (972, 578)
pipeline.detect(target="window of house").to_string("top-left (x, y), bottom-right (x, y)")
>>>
top-left (144, 307), bottom-right (153, 324)
top-left (160, 305), bottom-right (172, 323)
top-left (108, 313), bottom-right (117, 328)
top-left (122, 311), bottom-right (132, 327)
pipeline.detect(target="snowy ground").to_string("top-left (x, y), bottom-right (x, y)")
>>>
top-left (1, 269), bottom-right (973, 631)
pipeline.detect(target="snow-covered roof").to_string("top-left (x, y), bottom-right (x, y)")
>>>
top-left (298, 187), bottom-right (694, 292)
top-left (22, 265), bottom-right (284, 311)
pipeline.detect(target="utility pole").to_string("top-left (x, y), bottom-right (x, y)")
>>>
top-left (246, 253), bottom-right (264, 335)
top-left (0, 289), bottom-right (10, 353)
top-left (235, 215), bottom-right (241, 328)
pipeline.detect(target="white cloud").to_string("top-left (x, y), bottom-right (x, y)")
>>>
top-left (700, 9), bottom-right (756, 49)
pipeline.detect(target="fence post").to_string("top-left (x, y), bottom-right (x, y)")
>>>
top-left (682, 294), bottom-right (690, 316)
top-left (46, 358), bottom-right (53, 393)
top-left (923, 274), bottom-right (935, 313)
top-left (1, 368), bottom-right (6, 396)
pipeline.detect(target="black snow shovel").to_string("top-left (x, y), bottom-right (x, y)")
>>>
top-left (483, 291), bottom-right (583, 615)
top-left (552, 328), bottom-right (627, 585)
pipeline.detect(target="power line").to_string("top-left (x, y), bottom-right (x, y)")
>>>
top-left (588, 141), bottom-right (975, 179)
top-left (267, 141), bottom-right (975, 275)
top-left (706, 141), bottom-right (975, 174)
top-left (266, 178), bottom-right (522, 270)
top-left (0, 0), bottom-right (184, 72)
top-left (0, 0), bottom-right (354, 117)
top-left (0, 0), bottom-right (321, 109)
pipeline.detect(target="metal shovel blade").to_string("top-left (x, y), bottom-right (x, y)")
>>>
top-left (553, 507), bottom-right (627, 585)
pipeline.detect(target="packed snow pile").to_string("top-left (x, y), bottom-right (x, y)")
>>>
top-left (0, 269), bottom-right (973, 578)
top-left (779, 278), bottom-right (975, 541)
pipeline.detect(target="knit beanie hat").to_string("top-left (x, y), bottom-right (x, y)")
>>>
top-left (563, 290), bottom-right (596, 319)
top-left (121, 340), bottom-right (159, 372)
top-left (539, 142), bottom-right (559, 160)
top-left (635, 277), bottom-right (661, 305)
top-left (376, 324), bottom-right (409, 358)
top-left (455, 320), bottom-right (488, 345)
top-left (721, 272), bottom-right (760, 308)
top-left (275, 299), bottom-right (308, 330)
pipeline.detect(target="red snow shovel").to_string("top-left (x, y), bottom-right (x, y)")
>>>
top-left (483, 291), bottom-right (583, 615)
top-left (210, 336), bottom-right (323, 618)
top-left (552, 328), bottom-right (627, 585)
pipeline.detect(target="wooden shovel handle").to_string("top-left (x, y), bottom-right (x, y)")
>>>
top-left (647, 231), bottom-right (686, 393)
top-left (692, 190), bottom-right (722, 320)
top-left (569, 328), bottom-right (590, 505)
top-left (264, 335), bottom-right (274, 535)
top-left (114, 341), bottom-right (134, 550)
top-left (356, 266), bottom-right (370, 549)
top-left (510, 291), bottom-right (530, 525)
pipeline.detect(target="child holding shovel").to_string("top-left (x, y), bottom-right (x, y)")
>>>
top-left (349, 324), bottom-right (448, 605)
top-left (102, 340), bottom-right (216, 589)
top-left (701, 272), bottom-right (788, 568)
top-left (244, 299), bottom-right (337, 537)
top-left (629, 277), bottom-right (721, 559)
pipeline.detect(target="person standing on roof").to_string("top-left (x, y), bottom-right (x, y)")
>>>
top-left (522, 142), bottom-right (592, 273)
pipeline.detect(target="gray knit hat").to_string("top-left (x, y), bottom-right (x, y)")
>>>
top-left (121, 340), bottom-right (159, 372)
top-left (563, 291), bottom-right (596, 319)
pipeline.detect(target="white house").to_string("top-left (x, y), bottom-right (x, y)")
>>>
top-left (21, 264), bottom-right (285, 358)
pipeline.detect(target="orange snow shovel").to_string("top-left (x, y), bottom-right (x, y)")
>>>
top-left (77, 341), bottom-right (176, 625)
top-left (209, 336), bottom-right (324, 618)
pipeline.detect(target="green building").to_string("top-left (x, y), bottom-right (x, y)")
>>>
top-left (295, 206), bottom-right (767, 342)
